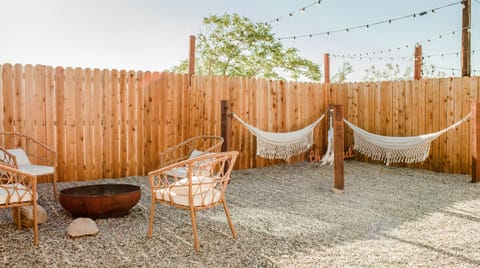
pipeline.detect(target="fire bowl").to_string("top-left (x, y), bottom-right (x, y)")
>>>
top-left (59, 184), bottom-right (141, 219)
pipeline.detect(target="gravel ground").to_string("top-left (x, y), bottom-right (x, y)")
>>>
top-left (1, 160), bottom-right (480, 267)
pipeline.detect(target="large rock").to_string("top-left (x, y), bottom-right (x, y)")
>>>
top-left (67, 217), bottom-right (99, 237)
top-left (12, 204), bottom-right (48, 227)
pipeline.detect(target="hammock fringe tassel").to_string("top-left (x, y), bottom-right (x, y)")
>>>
top-left (232, 113), bottom-right (326, 160)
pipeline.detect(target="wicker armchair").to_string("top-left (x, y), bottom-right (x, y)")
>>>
top-left (159, 136), bottom-right (224, 167)
top-left (148, 151), bottom-right (239, 251)
top-left (0, 132), bottom-right (57, 199)
top-left (0, 164), bottom-right (39, 245)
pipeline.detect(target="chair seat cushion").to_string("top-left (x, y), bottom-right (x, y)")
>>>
top-left (155, 187), bottom-right (220, 207)
top-left (172, 176), bottom-right (214, 196)
top-left (18, 164), bottom-right (54, 176)
top-left (0, 183), bottom-right (35, 205)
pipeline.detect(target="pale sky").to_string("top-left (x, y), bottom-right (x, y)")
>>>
top-left (0, 0), bottom-right (478, 81)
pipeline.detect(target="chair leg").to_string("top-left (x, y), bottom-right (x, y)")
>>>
top-left (148, 201), bottom-right (156, 239)
top-left (190, 208), bottom-right (200, 251)
top-left (32, 202), bottom-right (39, 245)
top-left (52, 172), bottom-right (58, 200)
top-left (222, 199), bottom-right (237, 239)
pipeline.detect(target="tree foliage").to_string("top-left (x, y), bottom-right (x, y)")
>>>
top-left (332, 62), bottom-right (354, 83)
top-left (171, 13), bottom-right (321, 81)
top-left (363, 63), bottom-right (412, 82)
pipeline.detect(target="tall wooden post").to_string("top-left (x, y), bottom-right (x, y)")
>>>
top-left (333, 104), bottom-right (344, 193)
top-left (221, 100), bottom-right (231, 152)
top-left (324, 53), bottom-right (330, 85)
top-left (471, 102), bottom-right (480, 183)
top-left (461, 0), bottom-right (471, 77)
top-left (188, 35), bottom-right (196, 85)
top-left (414, 45), bottom-right (422, 80)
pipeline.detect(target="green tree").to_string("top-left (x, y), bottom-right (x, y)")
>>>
top-left (171, 13), bottom-right (321, 81)
top-left (421, 63), bottom-right (448, 78)
top-left (332, 62), bottom-right (354, 83)
top-left (363, 63), bottom-right (412, 82)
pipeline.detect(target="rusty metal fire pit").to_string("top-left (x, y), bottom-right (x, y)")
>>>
top-left (59, 184), bottom-right (141, 219)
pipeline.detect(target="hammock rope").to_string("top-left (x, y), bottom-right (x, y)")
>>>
top-left (343, 113), bottom-right (471, 165)
top-left (232, 112), bottom-right (326, 160)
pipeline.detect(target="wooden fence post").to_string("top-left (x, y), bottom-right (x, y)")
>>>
top-left (324, 53), bottom-right (330, 104)
top-left (221, 100), bottom-right (231, 152)
top-left (414, 45), bottom-right (422, 80)
top-left (188, 35), bottom-right (196, 86)
top-left (333, 104), bottom-right (344, 193)
top-left (472, 102), bottom-right (480, 183)
top-left (461, 0), bottom-right (471, 77)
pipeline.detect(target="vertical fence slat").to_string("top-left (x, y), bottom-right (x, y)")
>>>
top-left (136, 71), bottom-right (145, 175)
top-left (102, 69), bottom-right (113, 178)
top-left (74, 68), bottom-right (85, 180)
top-left (119, 70), bottom-right (128, 177)
top-left (453, 78), bottom-right (463, 173)
top-left (84, 68), bottom-right (94, 180)
top-left (55, 67), bottom-right (66, 181)
top-left (92, 69), bottom-right (104, 179)
top-left (126, 71), bottom-right (136, 176)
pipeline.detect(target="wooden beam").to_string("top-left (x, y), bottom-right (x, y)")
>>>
top-left (324, 53), bottom-right (330, 85)
top-left (221, 100), bottom-right (231, 152)
top-left (188, 35), bottom-right (196, 85)
top-left (414, 45), bottom-right (422, 80)
top-left (461, 0), bottom-right (471, 77)
top-left (333, 104), bottom-right (344, 193)
top-left (324, 53), bottom-right (331, 126)
top-left (471, 102), bottom-right (480, 183)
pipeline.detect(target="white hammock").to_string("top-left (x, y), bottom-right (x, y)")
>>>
top-left (344, 113), bottom-right (471, 165)
top-left (232, 113), bottom-right (326, 160)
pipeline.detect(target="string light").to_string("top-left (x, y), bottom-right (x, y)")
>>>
top-left (422, 66), bottom-right (480, 76)
top-left (277, 1), bottom-right (462, 40)
top-left (265, 0), bottom-right (322, 26)
top-left (329, 28), bottom-right (470, 59)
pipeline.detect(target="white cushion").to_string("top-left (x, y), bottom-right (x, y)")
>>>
top-left (7, 149), bottom-right (31, 166)
top-left (188, 150), bottom-right (205, 159)
top-left (172, 176), bottom-right (214, 196)
top-left (165, 166), bottom-right (188, 178)
top-left (155, 188), bottom-right (220, 206)
top-left (0, 183), bottom-right (35, 205)
top-left (18, 164), bottom-right (54, 176)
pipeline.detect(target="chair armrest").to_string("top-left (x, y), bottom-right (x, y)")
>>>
top-left (0, 164), bottom-right (37, 206)
top-left (0, 147), bottom-right (18, 168)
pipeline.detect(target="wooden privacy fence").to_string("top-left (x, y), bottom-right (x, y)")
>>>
top-left (0, 63), bottom-right (328, 182)
top-left (1, 63), bottom-right (479, 182)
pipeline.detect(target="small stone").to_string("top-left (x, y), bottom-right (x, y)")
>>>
top-left (12, 204), bottom-right (48, 228)
top-left (67, 217), bottom-right (99, 237)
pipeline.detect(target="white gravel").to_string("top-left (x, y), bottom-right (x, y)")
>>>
top-left (1, 160), bottom-right (479, 267)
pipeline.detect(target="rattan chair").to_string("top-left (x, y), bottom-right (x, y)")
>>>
top-left (0, 164), bottom-right (39, 245)
top-left (0, 132), bottom-right (57, 199)
top-left (148, 151), bottom-right (239, 251)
